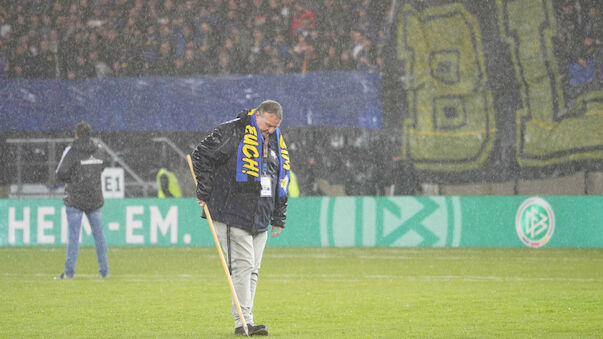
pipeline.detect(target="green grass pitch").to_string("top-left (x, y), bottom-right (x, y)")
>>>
top-left (1, 247), bottom-right (601, 338)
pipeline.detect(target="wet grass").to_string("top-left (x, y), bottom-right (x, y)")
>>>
top-left (1, 247), bottom-right (601, 338)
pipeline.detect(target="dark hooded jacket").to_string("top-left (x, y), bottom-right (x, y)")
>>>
top-left (191, 110), bottom-right (288, 233)
top-left (55, 137), bottom-right (105, 212)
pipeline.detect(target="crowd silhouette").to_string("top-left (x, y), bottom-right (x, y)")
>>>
top-left (0, 0), bottom-right (392, 79)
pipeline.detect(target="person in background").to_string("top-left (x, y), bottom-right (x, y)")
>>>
top-left (54, 121), bottom-right (108, 280)
top-left (31, 38), bottom-right (59, 78)
top-left (157, 159), bottom-right (183, 198)
top-left (288, 170), bottom-right (300, 197)
top-left (191, 100), bottom-right (290, 336)
top-left (7, 41), bottom-right (32, 79)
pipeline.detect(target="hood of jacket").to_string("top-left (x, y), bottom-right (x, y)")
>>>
top-left (72, 137), bottom-right (97, 155)
top-left (236, 109), bottom-right (252, 121)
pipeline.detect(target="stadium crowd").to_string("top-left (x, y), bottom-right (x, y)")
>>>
top-left (0, 0), bottom-right (599, 85)
top-left (0, 0), bottom-right (391, 79)
top-left (554, 0), bottom-right (602, 93)
top-left (0, 0), bottom-right (600, 197)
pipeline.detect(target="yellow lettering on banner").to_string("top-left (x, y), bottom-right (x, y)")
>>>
top-left (242, 158), bottom-right (260, 177)
top-left (242, 170), bottom-right (259, 177)
top-left (396, 3), bottom-right (495, 171)
top-left (242, 144), bottom-right (259, 158)
top-left (240, 111), bottom-right (261, 178)
top-left (242, 158), bottom-right (259, 168)
top-left (244, 133), bottom-right (259, 146)
top-left (497, 0), bottom-right (603, 165)
top-left (245, 125), bottom-right (257, 136)
top-left (281, 151), bottom-right (290, 170)
top-left (280, 135), bottom-right (291, 170)
top-left (241, 109), bottom-right (260, 178)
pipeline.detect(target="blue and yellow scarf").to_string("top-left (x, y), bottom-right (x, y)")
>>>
top-left (236, 110), bottom-right (290, 197)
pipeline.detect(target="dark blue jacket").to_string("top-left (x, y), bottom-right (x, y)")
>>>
top-left (55, 137), bottom-right (105, 212)
top-left (191, 110), bottom-right (288, 233)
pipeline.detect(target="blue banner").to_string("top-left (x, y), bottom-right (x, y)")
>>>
top-left (0, 72), bottom-right (382, 132)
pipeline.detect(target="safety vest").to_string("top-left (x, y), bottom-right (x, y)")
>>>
top-left (288, 170), bottom-right (300, 197)
top-left (156, 168), bottom-right (182, 198)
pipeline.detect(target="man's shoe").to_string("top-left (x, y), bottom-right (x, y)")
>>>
top-left (234, 324), bottom-right (268, 336)
top-left (54, 272), bottom-right (72, 280)
top-left (250, 324), bottom-right (268, 336)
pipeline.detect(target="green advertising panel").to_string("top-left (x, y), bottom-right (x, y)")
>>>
top-left (0, 196), bottom-right (601, 248)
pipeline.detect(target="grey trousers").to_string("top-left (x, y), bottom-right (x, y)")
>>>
top-left (214, 221), bottom-right (267, 328)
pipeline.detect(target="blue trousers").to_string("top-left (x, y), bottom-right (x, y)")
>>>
top-left (64, 206), bottom-right (108, 278)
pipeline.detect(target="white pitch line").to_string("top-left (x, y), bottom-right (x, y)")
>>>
top-left (266, 273), bottom-right (599, 283)
top-left (1, 273), bottom-right (206, 279)
top-left (2, 272), bottom-right (599, 283)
